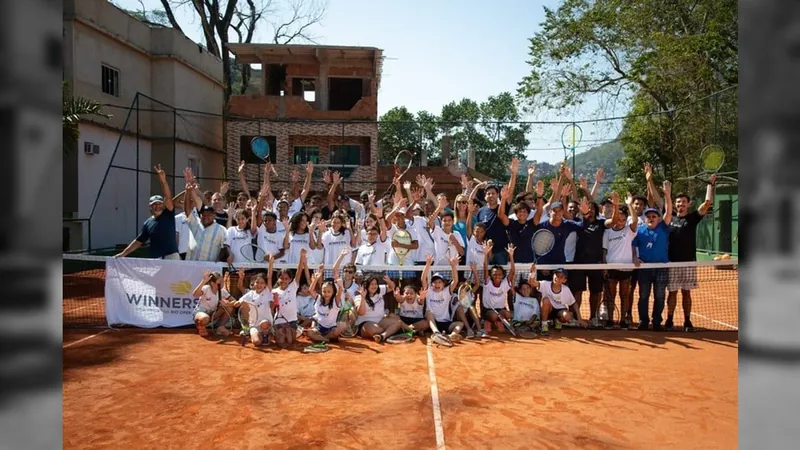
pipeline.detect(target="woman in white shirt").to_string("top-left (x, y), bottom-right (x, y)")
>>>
top-left (287, 212), bottom-right (315, 265)
top-left (191, 270), bottom-right (236, 337)
top-left (602, 199), bottom-right (639, 329)
top-left (320, 211), bottom-right (358, 278)
top-left (355, 274), bottom-right (400, 343)
top-left (226, 208), bottom-right (257, 265)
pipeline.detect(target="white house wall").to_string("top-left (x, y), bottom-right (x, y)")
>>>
top-left (78, 123), bottom-right (152, 250)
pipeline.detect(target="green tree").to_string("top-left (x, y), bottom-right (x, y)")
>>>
top-left (62, 82), bottom-right (110, 156)
top-left (518, 0), bottom-right (737, 195)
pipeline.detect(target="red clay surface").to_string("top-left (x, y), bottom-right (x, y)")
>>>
top-left (64, 329), bottom-right (737, 449)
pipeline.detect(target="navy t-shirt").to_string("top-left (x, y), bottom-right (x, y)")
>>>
top-left (536, 219), bottom-right (583, 265)
top-left (668, 211), bottom-right (702, 262)
top-left (477, 205), bottom-right (509, 251)
top-left (136, 208), bottom-right (178, 258)
top-left (507, 218), bottom-right (538, 263)
top-left (574, 219), bottom-right (607, 263)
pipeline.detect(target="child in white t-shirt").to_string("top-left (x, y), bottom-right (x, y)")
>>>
top-left (191, 270), bottom-right (236, 337)
top-left (512, 279), bottom-right (541, 332)
top-left (527, 265), bottom-right (588, 335)
top-left (480, 240), bottom-right (517, 333)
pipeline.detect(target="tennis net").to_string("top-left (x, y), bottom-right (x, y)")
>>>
top-left (63, 255), bottom-right (738, 331)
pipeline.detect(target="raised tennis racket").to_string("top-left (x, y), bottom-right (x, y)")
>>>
top-left (238, 301), bottom-right (259, 346)
top-left (251, 136), bottom-right (270, 161)
top-left (700, 144), bottom-right (725, 173)
top-left (392, 228), bottom-right (412, 279)
top-left (531, 229), bottom-right (555, 263)
top-left (393, 150), bottom-right (413, 180)
top-left (492, 308), bottom-right (517, 337)
top-left (240, 243), bottom-right (267, 263)
top-left (447, 150), bottom-right (469, 177)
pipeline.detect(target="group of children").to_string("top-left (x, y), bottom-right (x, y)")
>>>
top-left (192, 235), bottom-right (590, 349)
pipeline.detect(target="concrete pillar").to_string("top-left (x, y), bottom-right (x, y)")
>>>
top-left (317, 63), bottom-right (329, 110)
top-left (421, 147), bottom-right (428, 166)
top-left (467, 147), bottom-right (475, 169)
top-left (260, 58), bottom-right (268, 95)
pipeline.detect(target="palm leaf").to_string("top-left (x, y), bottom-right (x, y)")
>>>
top-left (63, 81), bottom-right (111, 156)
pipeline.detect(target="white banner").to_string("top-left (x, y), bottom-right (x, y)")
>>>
top-left (105, 258), bottom-right (223, 328)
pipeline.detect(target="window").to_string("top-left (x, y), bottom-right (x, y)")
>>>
top-left (294, 146), bottom-right (319, 164)
top-left (330, 145), bottom-right (361, 166)
top-left (291, 78), bottom-right (316, 103)
top-left (188, 157), bottom-right (200, 179)
top-left (101, 64), bottom-right (119, 97)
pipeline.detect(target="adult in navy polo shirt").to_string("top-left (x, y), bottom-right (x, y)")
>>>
top-left (115, 165), bottom-right (179, 259)
top-left (536, 201), bottom-right (586, 265)
top-left (632, 181), bottom-right (673, 331)
top-left (476, 185), bottom-right (511, 264)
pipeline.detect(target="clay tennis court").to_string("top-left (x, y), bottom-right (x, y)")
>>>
top-left (64, 327), bottom-right (737, 449)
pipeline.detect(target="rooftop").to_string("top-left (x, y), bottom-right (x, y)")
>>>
top-left (229, 43), bottom-right (384, 88)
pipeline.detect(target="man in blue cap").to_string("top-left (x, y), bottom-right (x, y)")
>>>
top-left (115, 165), bottom-right (179, 259)
top-left (632, 180), bottom-right (673, 331)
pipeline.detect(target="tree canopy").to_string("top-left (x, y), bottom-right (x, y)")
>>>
top-left (518, 0), bottom-right (738, 197)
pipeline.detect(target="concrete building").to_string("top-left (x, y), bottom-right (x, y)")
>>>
top-left (226, 43), bottom-right (383, 196)
top-left (63, 0), bottom-right (225, 251)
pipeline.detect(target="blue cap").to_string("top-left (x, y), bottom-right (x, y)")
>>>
top-left (644, 207), bottom-right (660, 216)
top-left (149, 195), bottom-right (164, 205)
top-left (550, 201), bottom-right (564, 210)
top-left (431, 272), bottom-right (445, 283)
top-left (553, 268), bottom-right (568, 277)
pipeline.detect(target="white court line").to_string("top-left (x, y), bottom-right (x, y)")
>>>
top-left (691, 312), bottom-right (738, 330)
top-left (425, 340), bottom-right (446, 450)
top-left (63, 330), bottom-right (109, 348)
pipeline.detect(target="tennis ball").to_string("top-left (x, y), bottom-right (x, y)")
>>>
top-left (713, 256), bottom-right (721, 261)
top-left (558, 310), bottom-right (571, 323)
top-left (721, 254), bottom-right (731, 260)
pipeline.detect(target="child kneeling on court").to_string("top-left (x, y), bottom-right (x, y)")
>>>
top-left (238, 270), bottom-right (273, 346)
top-left (191, 270), bottom-right (236, 337)
top-left (355, 274), bottom-right (401, 344)
top-left (527, 266), bottom-right (588, 335)
top-left (479, 240), bottom-right (517, 333)
top-left (512, 277), bottom-right (541, 333)
top-left (306, 265), bottom-right (348, 343)
top-left (421, 254), bottom-right (468, 344)
top-left (271, 249), bottom-right (308, 349)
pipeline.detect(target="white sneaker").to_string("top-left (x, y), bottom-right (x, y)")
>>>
top-left (432, 333), bottom-right (454, 347)
top-left (466, 329), bottom-right (475, 338)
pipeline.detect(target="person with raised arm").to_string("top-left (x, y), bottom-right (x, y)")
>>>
top-left (632, 180), bottom-right (673, 331)
top-left (178, 168), bottom-right (227, 262)
top-left (116, 164), bottom-right (179, 259)
top-left (476, 158), bottom-right (519, 264)
top-left (421, 254), bottom-right (467, 344)
top-left (665, 174), bottom-right (717, 332)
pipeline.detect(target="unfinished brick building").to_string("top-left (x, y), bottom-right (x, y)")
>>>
top-left (226, 43), bottom-right (383, 196)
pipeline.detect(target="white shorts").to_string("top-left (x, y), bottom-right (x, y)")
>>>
top-left (668, 266), bottom-right (698, 292)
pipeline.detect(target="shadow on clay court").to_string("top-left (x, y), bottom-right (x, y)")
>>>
top-left (63, 330), bottom-right (156, 378)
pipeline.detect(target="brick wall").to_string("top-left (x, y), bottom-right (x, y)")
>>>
top-left (374, 167), bottom-right (495, 199)
top-left (227, 95), bottom-right (377, 121)
top-left (226, 120), bottom-right (379, 196)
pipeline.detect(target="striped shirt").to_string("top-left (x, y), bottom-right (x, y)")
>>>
top-left (186, 211), bottom-right (227, 261)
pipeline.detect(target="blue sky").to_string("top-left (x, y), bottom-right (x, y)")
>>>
top-left (113, 0), bottom-right (626, 164)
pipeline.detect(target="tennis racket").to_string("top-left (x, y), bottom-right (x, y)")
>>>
top-left (531, 229), bottom-right (555, 264)
top-left (240, 243), bottom-right (267, 263)
top-left (447, 149), bottom-right (469, 177)
top-left (210, 303), bottom-right (235, 337)
top-left (492, 308), bottom-right (517, 337)
top-left (303, 342), bottom-right (330, 353)
top-left (457, 284), bottom-right (474, 309)
top-left (238, 301), bottom-right (259, 346)
top-left (393, 150), bottom-right (414, 180)
top-left (430, 332), bottom-right (454, 348)
top-left (251, 136), bottom-right (270, 161)
top-left (337, 301), bottom-right (357, 338)
top-left (561, 123), bottom-right (583, 159)
top-left (700, 144), bottom-right (725, 173)
top-left (386, 331), bottom-right (415, 344)
top-left (392, 229), bottom-right (412, 279)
